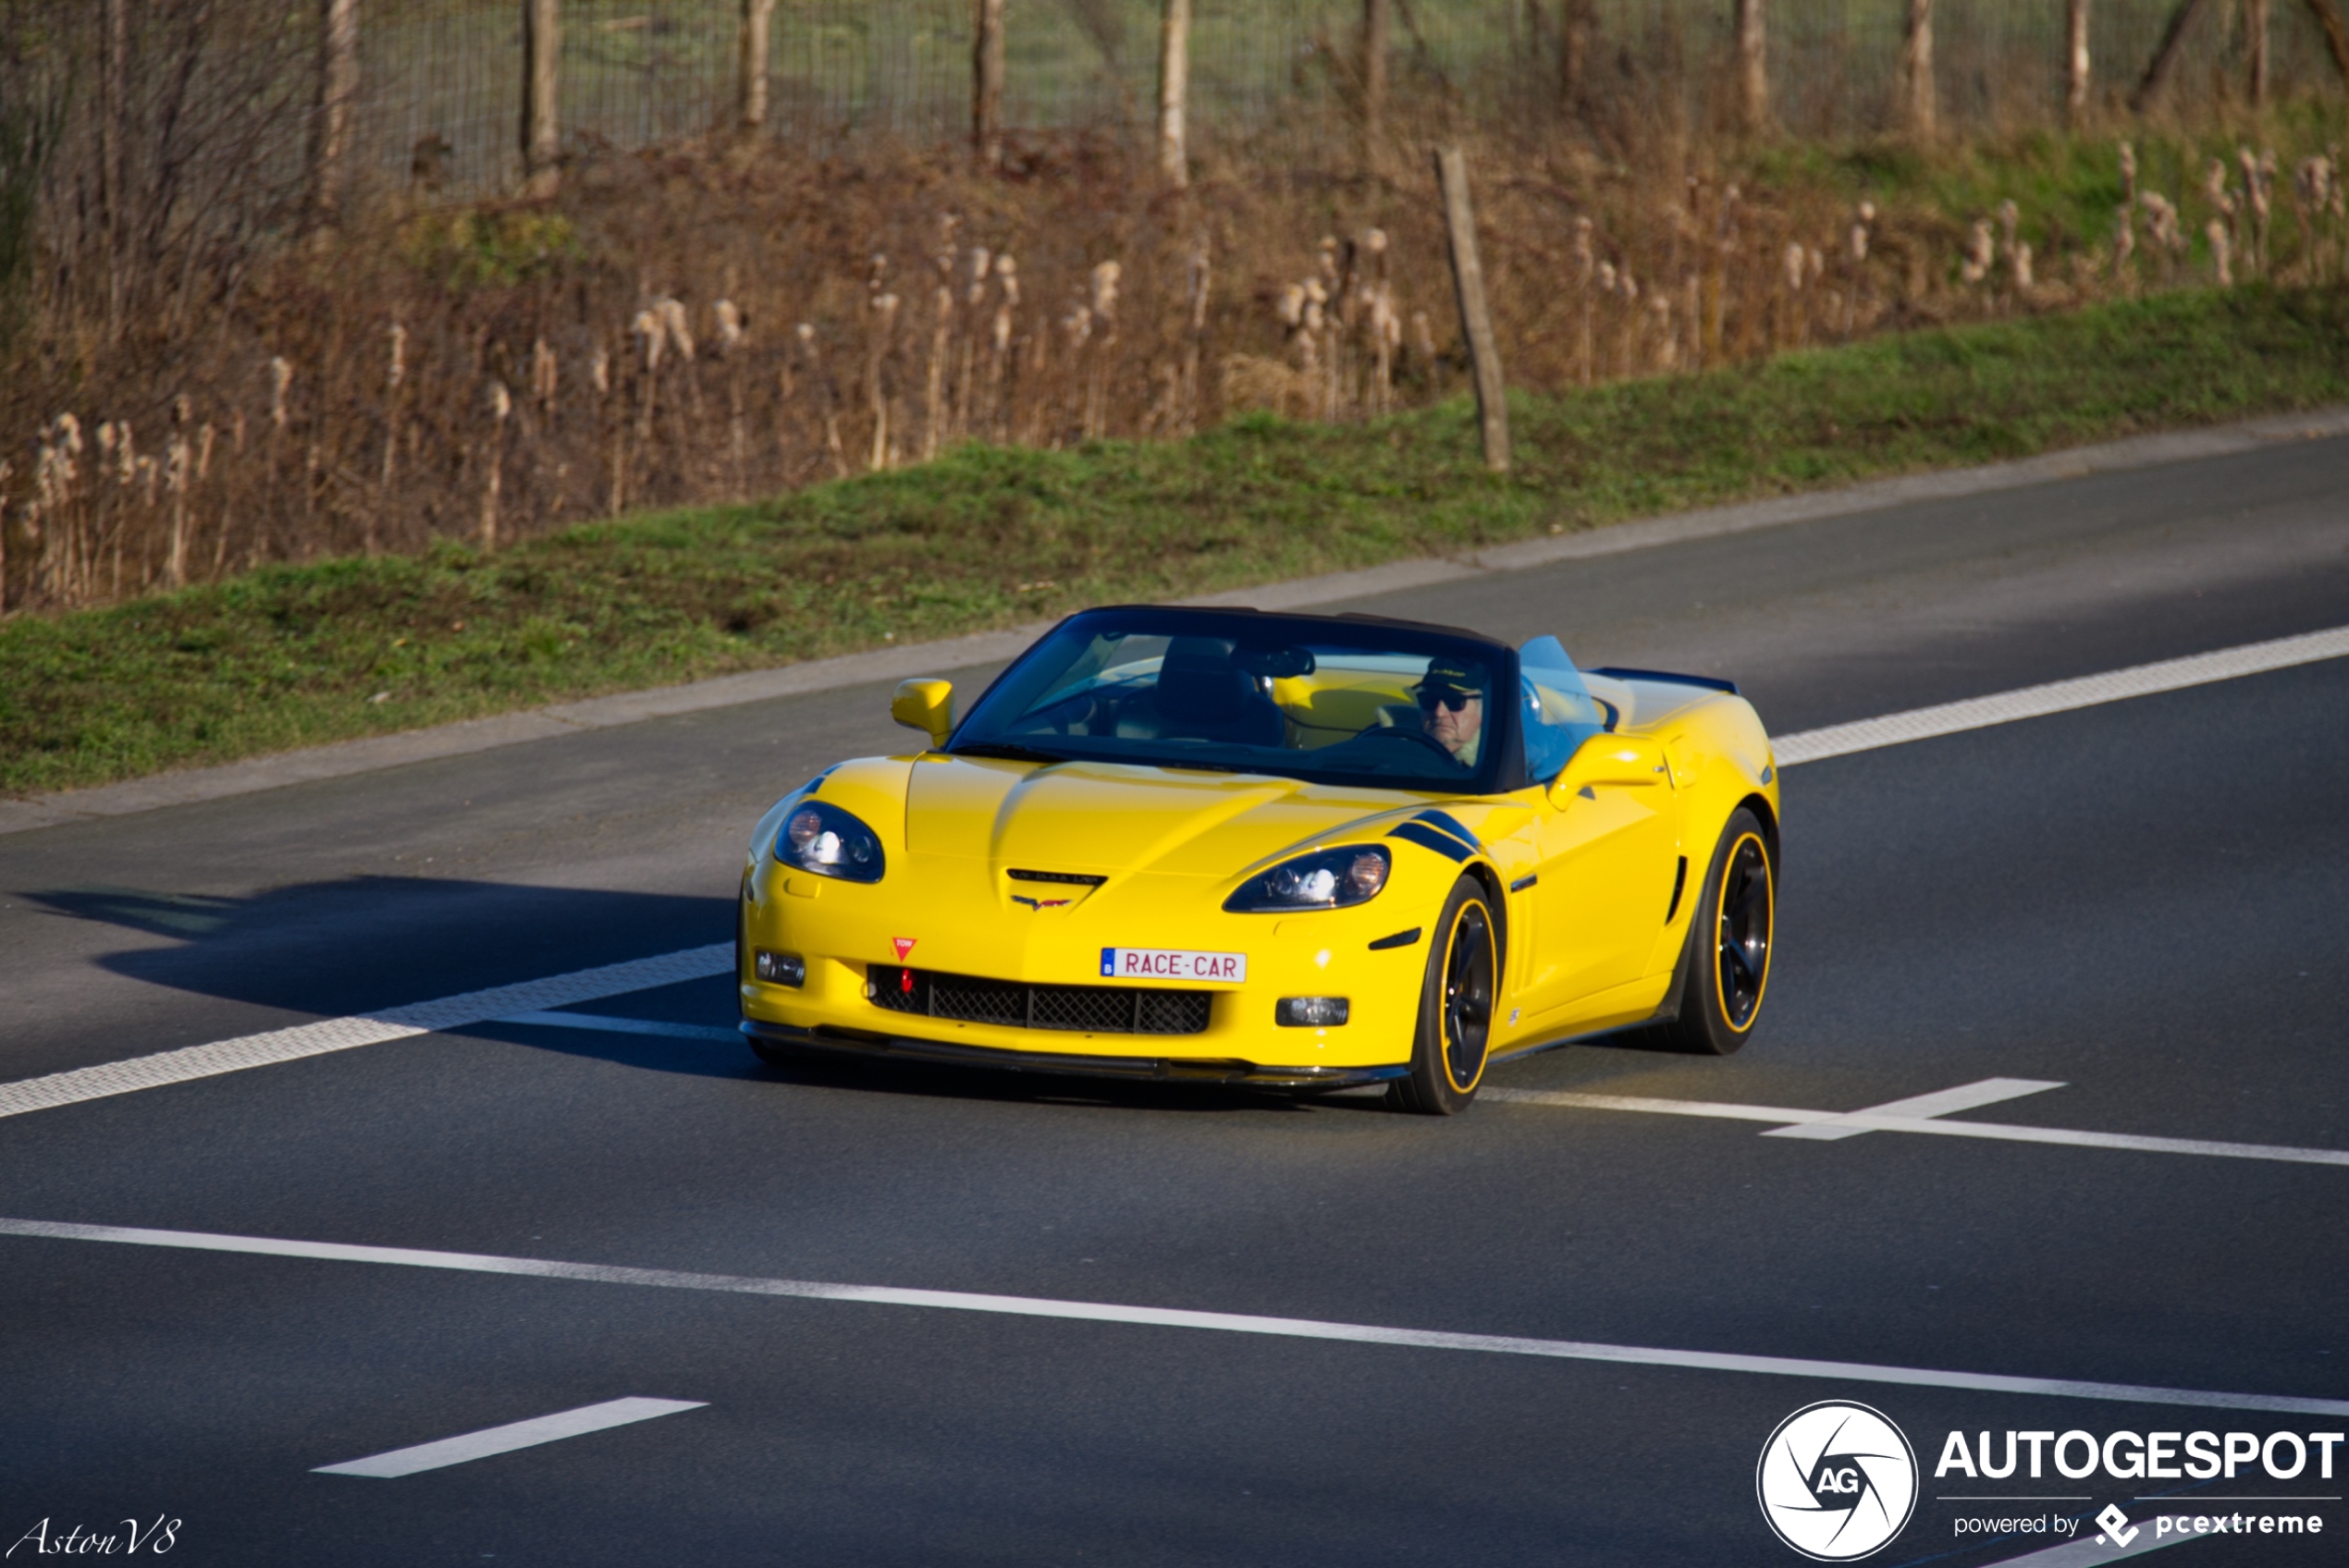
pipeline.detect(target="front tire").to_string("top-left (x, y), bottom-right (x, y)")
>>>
top-left (1388, 876), bottom-right (1499, 1115)
top-left (1654, 807), bottom-right (1775, 1055)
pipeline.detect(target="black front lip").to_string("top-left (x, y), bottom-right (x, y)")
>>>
top-left (741, 1020), bottom-right (1408, 1089)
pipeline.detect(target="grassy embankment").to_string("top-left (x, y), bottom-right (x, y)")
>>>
top-left (5, 284), bottom-right (2347, 798)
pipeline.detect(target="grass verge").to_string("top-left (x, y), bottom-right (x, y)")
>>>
top-left (6, 283), bottom-right (2348, 799)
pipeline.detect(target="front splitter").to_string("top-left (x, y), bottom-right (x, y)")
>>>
top-left (740, 1020), bottom-right (1408, 1089)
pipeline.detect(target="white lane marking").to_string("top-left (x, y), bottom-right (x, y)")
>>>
top-left (0, 946), bottom-right (732, 1122)
top-left (1763, 1077), bottom-right (2065, 1142)
top-left (5, 1217), bottom-right (2346, 1418)
top-left (499, 1011), bottom-right (740, 1043)
top-left (1773, 624), bottom-right (2349, 766)
top-left (1482, 1087), bottom-right (2349, 1168)
top-left (313, 1396), bottom-right (705, 1477)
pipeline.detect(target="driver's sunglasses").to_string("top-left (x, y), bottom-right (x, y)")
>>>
top-left (1418, 689), bottom-right (1478, 714)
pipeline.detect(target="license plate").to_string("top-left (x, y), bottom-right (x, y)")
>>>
top-left (1100, 947), bottom-right (1248, 984)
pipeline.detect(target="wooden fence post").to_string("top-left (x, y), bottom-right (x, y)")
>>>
top-left (1434, 145), bottom-right (1508, 473)
top-left (2248, 0), bottom-right (2271, 104)
top-left (1559, 0), bottom-right (1593, 116)
top-left (973, 0), bottom-right (1006, 170)
top-left (1734, 0), bottom-right (1767, 134)
top-left (2065, 0), bottom-right (2091, 124)
top-left (522, 0), bottom-right (561, 193)
top-left (1157, 0), bottom-right (1190, 188)
top-left (1900, 0), bottom-right (1936, 138)
top-left (738, 0), bottom-right (779, 131)
top-left (309, 0), bottom-right (362, 229)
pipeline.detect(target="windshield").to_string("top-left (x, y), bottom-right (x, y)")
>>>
top-left (953, 608), bottom-right (1517, 792)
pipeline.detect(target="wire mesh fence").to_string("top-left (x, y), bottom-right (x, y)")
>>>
top-left (357, 1), bottom-right (2349, 194)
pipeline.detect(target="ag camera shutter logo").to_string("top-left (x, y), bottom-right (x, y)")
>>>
top-left (1756, 1401), bottom-right (1920, 1561)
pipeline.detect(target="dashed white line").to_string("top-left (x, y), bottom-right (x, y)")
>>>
top-left (1978, 1522), bottom-right (2200, 1564)
top-left (500, 1011), bottom-right (740, 1043)
top-left (1762, 1077), bottom-right (2065, 1142)
top-left (4, 1216), bottom-right (2346, 1418)
top-left (0, 946), bottom-right (732, 1122)
top-left (1481, 1085), bottom-right (2349, 1168)
top-left (1772, 624), bottom-right (2349, 766)
top-left (313, 1396), bottom-right (705, 1477)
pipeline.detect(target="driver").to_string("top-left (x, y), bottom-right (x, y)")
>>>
top-left (1416, 658), bottom-right (1485, 765)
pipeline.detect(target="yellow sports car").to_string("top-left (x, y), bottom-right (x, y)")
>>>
top-left (738, 606), bottom-right (1779, 1113)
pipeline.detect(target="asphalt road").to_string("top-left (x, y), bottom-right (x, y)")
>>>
top-left (2, 435), bottom-right (2345, 1566)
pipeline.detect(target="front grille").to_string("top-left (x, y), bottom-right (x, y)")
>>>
top-left (870, 967), bottom-right (1211, 1035)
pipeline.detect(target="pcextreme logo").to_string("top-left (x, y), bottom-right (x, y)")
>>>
top-left (1757, 1401), bottom-right (1921, 1561)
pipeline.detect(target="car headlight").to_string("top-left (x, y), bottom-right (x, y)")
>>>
top-left (773, 801), bottom-right (885, 882)
top-left (1224, 845), bottom-right (1390, 913)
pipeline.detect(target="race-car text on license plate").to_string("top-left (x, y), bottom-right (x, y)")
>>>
top-left (1100, 948), bottom-right (1247, 984)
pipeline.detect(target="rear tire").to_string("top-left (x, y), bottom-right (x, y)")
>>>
top-left (1387, 876), bottom-right (1499, 1115)
top-left (1654, 807), bottom-right (1774, 1056)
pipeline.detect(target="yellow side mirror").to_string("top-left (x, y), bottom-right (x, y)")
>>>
top-left (1548, 733), bottom-right (1666, 803)
top-left (891, 678), bottom-right (955, 750)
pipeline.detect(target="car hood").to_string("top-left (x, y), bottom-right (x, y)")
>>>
top-left (898, 754), bottom-right (1443, 883)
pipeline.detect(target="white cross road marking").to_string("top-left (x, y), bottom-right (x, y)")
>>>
top-left (499, 1011), bottom-right (741, 1043)
top-left (1761, 1077), bottom-right (2066, 1141)
top-left (1481, 1086), bottom-right (2349, 1168)
top-left (1, 626), bottom-right (2343, 1126)
top-left (0, 945), bottom-right (733, 1122)
top-left (312, 1397), bottom-right (705, 1478)
top-left (4, 1216), bottom-right (2346, 1419)
top-left (1770, 624), bottom-right (2349, 767)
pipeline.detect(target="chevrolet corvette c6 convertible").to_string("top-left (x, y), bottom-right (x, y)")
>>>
top-left (738, 606), bottom-right (1778, 1113)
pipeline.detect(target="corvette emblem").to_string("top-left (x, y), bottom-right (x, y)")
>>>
top-left (1011, 895), bottom-right (1071, 911)
top-left (892, 937), bottom-right (916, 960)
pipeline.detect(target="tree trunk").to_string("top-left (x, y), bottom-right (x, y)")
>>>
top-left (102, 0), bottom-right (128, 330)
top-left (2066, 0), bottom-right (2091, 123)
top-left (1433, 145), bottom-right (1508, 473)
top-left (2131, 0), bottom-right (2207, 111)
top-left (1156, 0), bottom-right (1190, 188)
top-left (2247, 0), bottom-right (2270, 104)
top-left (1900, 0), bottom-right (1936, 138)
top-left (1362, 0), bottom-right (1390, 171)
top-left (1734, 0), bottom-right (1767, 134)
top-left (522, 0), bottom-right (561, 193)
top-left (1559, 0), bottom-right (1593, 115)
top-left (2307, 0), bottom-right (2349, 88)
top-left (309, 0), bottom-right (362, 229)
top-left (973, 0), bottom-right (1006, 169)
top-left (738, 0), bottom-right (778, 130)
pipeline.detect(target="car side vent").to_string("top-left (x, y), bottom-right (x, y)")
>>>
top-left (1006, 869), bottom-right (1109, 886)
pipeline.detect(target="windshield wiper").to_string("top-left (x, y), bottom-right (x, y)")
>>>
top-left (951, 741), bottom-right (1068, 765)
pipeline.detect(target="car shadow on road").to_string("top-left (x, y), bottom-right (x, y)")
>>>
top-left (21, 876), bottom-right (1365, 1116)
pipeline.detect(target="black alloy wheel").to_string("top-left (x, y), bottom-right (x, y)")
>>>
top-left (1652, 805), bottom-right (1775, 1056)
top-left (1389, 875), bottom-right (1499, 1115)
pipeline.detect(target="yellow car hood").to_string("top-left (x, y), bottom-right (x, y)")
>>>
top-left (896, 755), bottom-right (1441, 882)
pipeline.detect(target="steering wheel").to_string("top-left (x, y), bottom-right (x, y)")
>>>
top-left (1356, 726), bottom-right (1463, 765)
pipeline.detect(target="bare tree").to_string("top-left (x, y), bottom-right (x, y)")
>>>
top-left (738, 0), bottom-right (779, 131)
top-left (1900, 0), bottom-right (1936, 139)
top-left (308, 0), bottom-right (361, 230)
top-left (523, 0), bottom-right (560, 193)
top-left (2248, 0), bottom-right (2270, 104)
top-left (2066, 0), bottom-right (2091, 124)
top-left (1734, 0), bottom-right (1767, 134)
top-left (973, 0), bottom-right (1006, 170)
top-left (1156, 0), bottom-right (1189, 188)
top-left (1559, 0), bottom-right (1593, 118)
top-left (1362, 0), bottom-right (1389, 170)
top-left (2132, 0), bottom-right (2207, 112)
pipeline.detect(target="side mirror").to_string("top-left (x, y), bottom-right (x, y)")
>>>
top-left (891, 678), bottom-right (954, 750)
top-left (1547, 734), bottom-right (1665, 803)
